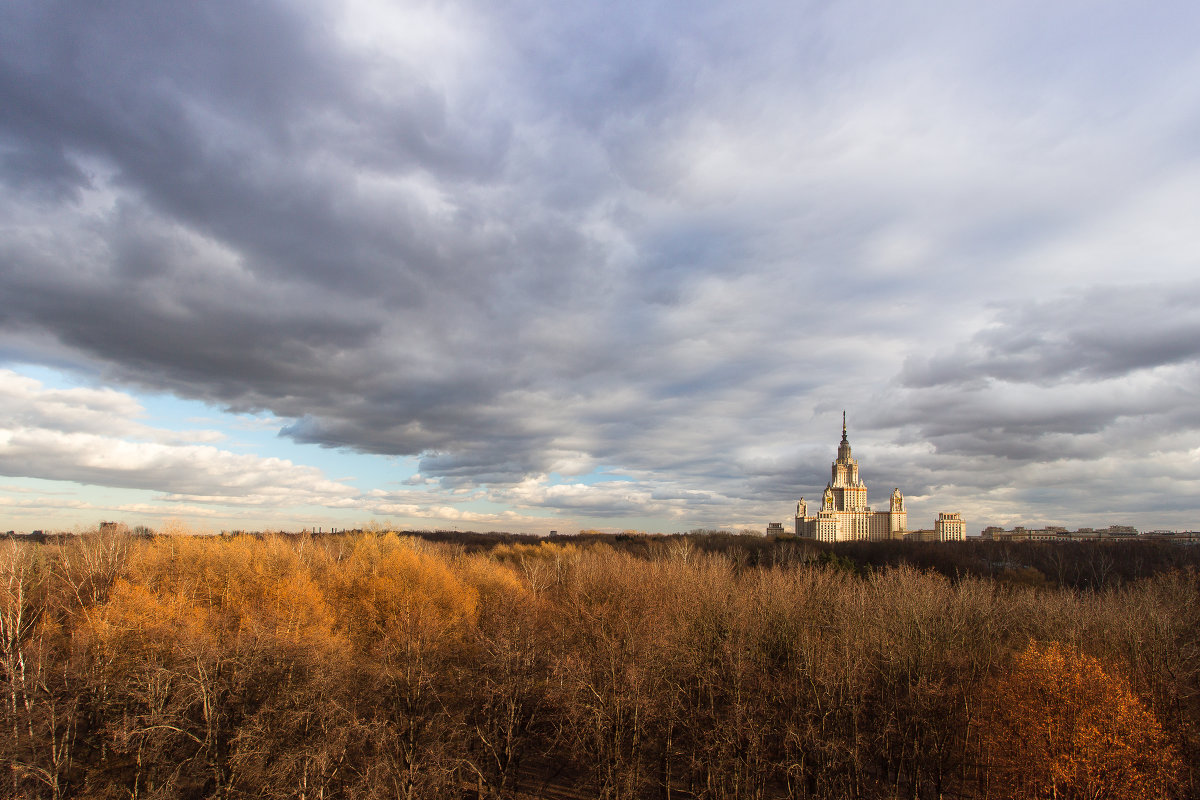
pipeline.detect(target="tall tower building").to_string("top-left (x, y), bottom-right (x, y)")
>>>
top-left (828, 412), bottom-right (867, 512)
top-left (786, 413), bottom-right (972, 543)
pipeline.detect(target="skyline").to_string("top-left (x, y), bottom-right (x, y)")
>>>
top-left (3, 1), bottom-right (1200, 535)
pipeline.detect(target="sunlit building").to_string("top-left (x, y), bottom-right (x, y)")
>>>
top-left (935, 512), bottom-right (965, 541)
top-left (787, 415), bottom-right (963, 542)
top-left (980, 525), bottom-right (1138, 542)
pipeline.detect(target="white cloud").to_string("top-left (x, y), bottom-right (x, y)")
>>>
top-left (0, 371), bottom-right (356, 506)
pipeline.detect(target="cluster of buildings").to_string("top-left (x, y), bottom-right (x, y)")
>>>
top-left (772, 415), bottom-right (964, 543)
top-left (768, 415), bottom-right (1197, 544)
top-left (981, 526), bottom-right (1200, 544)
top-left (980, 525), bottom-right (1135, 542)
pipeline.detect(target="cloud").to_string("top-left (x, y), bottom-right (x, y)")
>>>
top-left (899, 284), bottom-right (1200, 389)
top-left (884, 287), bottom-right (1200, 466)
top-left (500, 475), bottom-right (719, 519)
top-left (0, 370), bottom-right (357, 506)
top-left (3, 0), bottom-right (1200, 531)
top-left (0, 370), bottom-right (224, 444)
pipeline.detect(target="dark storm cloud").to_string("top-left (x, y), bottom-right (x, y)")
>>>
top-left (1, 0), bottom-right (750, 490)
top-left (0, 0), bottom-right (513, 302)
top-left (0, 0), bottom-right (600, 473)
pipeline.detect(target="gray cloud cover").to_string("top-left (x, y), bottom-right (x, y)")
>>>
top-left (3, 0), bottom-right (1200, 531)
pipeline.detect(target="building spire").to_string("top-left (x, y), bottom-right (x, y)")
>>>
top-left (837, 410), bottom-right (852, 462)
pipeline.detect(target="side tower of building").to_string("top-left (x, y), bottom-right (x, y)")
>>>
top-left (889, 488), bottom-right (907, 538)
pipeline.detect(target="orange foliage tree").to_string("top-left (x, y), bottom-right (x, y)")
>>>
top-left (980, 640), bottom-right (1179, 799)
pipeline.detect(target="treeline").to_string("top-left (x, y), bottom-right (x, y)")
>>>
top-left (12, 527), bottom-right (1197, 592)
top-left (411, 528), bottom-right (1200, 591)
top-left (2, 532), bottom-right (1195, 799)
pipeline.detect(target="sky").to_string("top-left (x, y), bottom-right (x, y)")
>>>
top-left (2, 0), bottom-right (1200, 536)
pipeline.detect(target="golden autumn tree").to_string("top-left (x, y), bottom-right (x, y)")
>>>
top-left (980, 640), bottom-right (1179, 800)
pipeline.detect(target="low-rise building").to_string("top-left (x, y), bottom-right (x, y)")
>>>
top-left (1142, 531), bottom-right (1200, 544)
top-left (981, 524), bottom-right (1141, 542)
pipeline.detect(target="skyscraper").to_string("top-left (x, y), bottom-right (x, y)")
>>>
top-left (791, 414), bottom-right (962, 542)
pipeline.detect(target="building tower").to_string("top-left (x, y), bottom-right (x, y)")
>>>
top-left (889, 487), bottom-right (907, 537)
top-left (828, 411), bottom-right (867, 512)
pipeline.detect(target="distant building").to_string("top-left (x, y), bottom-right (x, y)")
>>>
top-left (1142, 530), bottom-right (1200, 545)
top-left (1078, 525), bottom-right (1137, 536)
top-left (935, 512), bottom-right (966, 541)
top-left (905, 529), bottom-right (938, 543)
top-left (981, 524), bottom-right (1139, 542)
top-left (778, 414), bottom-right (963, 542)
top-left (765, 522), bottom-right (786, 536)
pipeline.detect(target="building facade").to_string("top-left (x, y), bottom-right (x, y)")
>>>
top-left (980, 524), bottom-right (1137, 542)
top-left (934, 512), bottom-right (965, 541)
top-left (788, 415), bottom-right (963, 542)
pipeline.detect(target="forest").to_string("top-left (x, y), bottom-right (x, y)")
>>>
top-left (2, 529), bottom-right (1196, 799)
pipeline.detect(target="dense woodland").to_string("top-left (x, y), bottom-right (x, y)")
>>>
top-left (2, 529), bottom-right (1197, 799)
